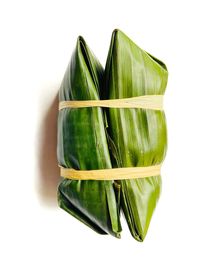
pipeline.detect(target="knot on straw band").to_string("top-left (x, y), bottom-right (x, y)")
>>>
top-left (59, 95), bottom-right (163, 111)
top-left (59, 164), bottom-right (161, 180)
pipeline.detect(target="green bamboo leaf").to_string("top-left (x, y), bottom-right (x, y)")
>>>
top-left (104, 29), bottom-right (168, 241)
top-left (57, 36), bottom-right (121, 238)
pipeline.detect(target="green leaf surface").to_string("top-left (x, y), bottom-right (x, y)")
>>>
top-left (57, 37), bottom-right (121, 238)
top-left (104, 29), bottom-right (168, 241)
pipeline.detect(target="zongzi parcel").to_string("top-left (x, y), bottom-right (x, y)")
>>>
top-left (57, 30), bottom-right (168, 241)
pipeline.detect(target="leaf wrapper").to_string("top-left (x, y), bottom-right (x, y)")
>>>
top-left (57, 37), bottom-right (121, 238)
top-left (104, 30), bottom-right (168, 241)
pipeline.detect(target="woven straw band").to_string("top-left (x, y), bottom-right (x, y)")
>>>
top-left (59, 164), bottom-right (161, 180)
top-left (59, 95), bottom-right (163, 111)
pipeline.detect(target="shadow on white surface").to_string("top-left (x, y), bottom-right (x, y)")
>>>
top-left (37, 93), bottom-right (60, 206)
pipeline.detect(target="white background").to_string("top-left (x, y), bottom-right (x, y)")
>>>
top-left (0, 0), bottom-right (200, 266)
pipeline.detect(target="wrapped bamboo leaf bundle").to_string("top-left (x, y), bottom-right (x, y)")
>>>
top-left (57, 37), bottom-right (121, 237)
top-left (104, 30), bottom-right (168, 241)
top-left (57, 30), bottom-right (168, 241)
